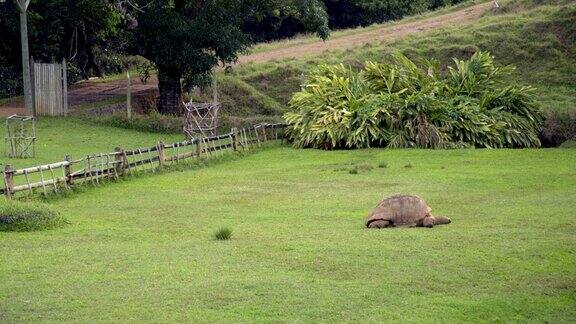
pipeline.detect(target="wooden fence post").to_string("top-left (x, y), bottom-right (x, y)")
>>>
top-left (3, 165), bottom-right (14, 198)
top-left (254, 126), bottom-right (261, 146)
top-left (114, 147), bottom-right (125, 176)
top-left (64, 155), bottom-right (73, 186)
top-left (158, 141), bottom-right (165, 167)
top-left (231, 128), bottom-right (238, 151)
top-left (126, 72), bottom-right (132, 119)
top-left (262, 125), bottom-right (268, 142)
top-left (195, 138), bottom-right (201, 158)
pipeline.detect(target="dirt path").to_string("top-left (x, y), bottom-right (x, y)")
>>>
top-left (0, 77), bottom-right (158, 117)
top-left (0, 1), bottom-right (492, 116)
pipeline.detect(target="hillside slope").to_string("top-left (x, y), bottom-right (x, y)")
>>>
top-left (241, 1), bottom-right (493, 63)
top-left (231, 0), bottom-right (575, 115)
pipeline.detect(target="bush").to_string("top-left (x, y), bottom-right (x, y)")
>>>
top-left (137, 61), bottom-right (156, 85)
top-left (540, 110), bottom-right (576, 147)
top-left (77, 112), bottom-right (183, 134)
top-left (560, 140), bottom-right (576, 148)
top-left (0, 66), bottom-right (22, 99)
top-left (284, 52), bottom-right (544, 149)
top-left (0, 199), bottom-right (68, 232)
top-left (214, 227), bottom-right (232, 240)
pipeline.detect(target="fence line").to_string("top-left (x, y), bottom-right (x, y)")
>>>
top-left (1, 123), bottom-right (285, 198)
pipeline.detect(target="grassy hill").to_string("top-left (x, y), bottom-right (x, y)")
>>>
top-left (224, 0), bottom-right (575, 117)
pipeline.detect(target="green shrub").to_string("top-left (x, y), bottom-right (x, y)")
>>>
top-left (214, 227), bottom-right (232, 240)
top-left (86, 113), bottom-right (183, 134)
top-left (137, 61), bottom-right (156, 85)
top-left (560, 140), bottom-right (576, 148)
top-left (540, 110), bottom-right (576, 147)
top-left (0, 199), bottom-right (68, 232)
top-left (284, 52), bottom-right (544, 149)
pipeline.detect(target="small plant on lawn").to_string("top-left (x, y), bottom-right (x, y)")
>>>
top-left (214, 227), bottom-right (233, 240)
top-left (349, 167), bottom-right (359, 174)
top-left (378, 162), bottom-right (388, 168)
top-left (404, 162), bottom-right (413, 168)
top-left (0, 199), bottom-right (68, 232)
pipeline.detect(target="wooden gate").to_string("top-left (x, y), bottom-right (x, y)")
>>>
top-left (32, 59), bottom-right (68, 116)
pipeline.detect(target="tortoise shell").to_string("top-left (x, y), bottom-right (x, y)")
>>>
top-left (366, 195), bottom-right (432, 227)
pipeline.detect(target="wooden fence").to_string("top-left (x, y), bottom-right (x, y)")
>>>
top-left (32, 59), bottom-right (68, 116)
top-left (1, 123), bottom-right (285, 198)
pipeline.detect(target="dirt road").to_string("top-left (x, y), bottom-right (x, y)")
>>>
top-left (0, 1), bottom-right (492, 116)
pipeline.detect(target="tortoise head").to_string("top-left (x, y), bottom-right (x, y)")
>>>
top-left (433, 216), bottom-right (451, 225)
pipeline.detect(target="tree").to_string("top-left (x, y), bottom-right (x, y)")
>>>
top-left (124, 0), bottom-right (329, 115)
top-left (0, 0), bottom-right (122, 86)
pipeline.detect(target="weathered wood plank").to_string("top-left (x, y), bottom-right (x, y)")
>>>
top-left (13, 161), bottom-right (70, 176)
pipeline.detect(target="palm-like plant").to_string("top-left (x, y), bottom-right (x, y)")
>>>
top-left (284, 51), bottom-right (543, 150)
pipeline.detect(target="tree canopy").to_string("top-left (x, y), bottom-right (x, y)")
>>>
top-left (1, 0), bottom-right (465, 111)
top-left (123, 0), bottom-right (330, 114)
top-left (0, 0), bottom-right (121, 74)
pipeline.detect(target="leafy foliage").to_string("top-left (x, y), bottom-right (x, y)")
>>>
top-left (285, 52), bottom-right (544, 149)
top-left (125, 0), bottom-right (330, 114)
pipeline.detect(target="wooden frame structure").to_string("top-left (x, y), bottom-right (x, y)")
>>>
top-left (183, 77), bottom-right (220, 138)
top-left (4, 114), bottom-right (36, 158)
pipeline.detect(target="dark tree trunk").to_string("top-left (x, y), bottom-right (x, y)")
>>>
top-left (157, 69), bottom-right (182, 115)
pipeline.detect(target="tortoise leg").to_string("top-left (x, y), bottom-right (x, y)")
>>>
top-left (422, 216), bottom-right (435, 228)
top-left (367, 220), bottom-right (391, 229)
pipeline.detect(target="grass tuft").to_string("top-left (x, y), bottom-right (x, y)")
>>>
top-left (0, 199), bottom-right (68, 232)
top-left (214, 227), bottom-right (233, 240)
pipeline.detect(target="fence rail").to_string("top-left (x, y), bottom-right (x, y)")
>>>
top-left (2, 123), bottom-right (285, 198)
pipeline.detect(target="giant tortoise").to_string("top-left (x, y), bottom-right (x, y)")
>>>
top-left (366, 195), bottom-right (451, 229)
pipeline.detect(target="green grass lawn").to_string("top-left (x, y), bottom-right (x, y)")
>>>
top-left (1, 145), bottom-right (574, 322)
top-left (0, 117), bottom-right (184, 170)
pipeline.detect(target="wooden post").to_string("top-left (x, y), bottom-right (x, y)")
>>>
top-left (17, 0), bottom-right (33, 116)
top-left (3, 165), bottom-right (14, 198)
top-left (195, 138), bottom-right (201, 158)
top-left (254, 126), bottom-right (261, 145)
top-left (62, 58), bottom-right (68, 116)
top-left (64, 155), bottom-right (73, 186)
top-left (126, 72), bottom-right (132, 119)
top-left (231, 128), bottom-right (238, 151)
top-left (114, 147), bottom-right (125, 176)
top-left (262, 125), bottom-right (268, 142)
top-left (158, 141), bottom-right (165, 167)
top-left (30, 56), bottom-right (35, 114)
